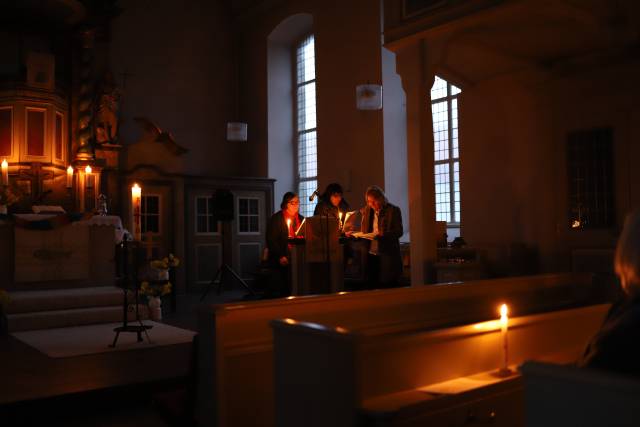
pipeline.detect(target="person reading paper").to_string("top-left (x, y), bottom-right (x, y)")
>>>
top-left (347, 186), bottom-right (403, 289)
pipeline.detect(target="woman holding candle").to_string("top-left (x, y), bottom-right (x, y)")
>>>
top-left (313, 183), bottom-right (350, 227)
top-left (265, 192), bottom-right (303, 297)
top-left (578, 210), bottom-right (640, 376)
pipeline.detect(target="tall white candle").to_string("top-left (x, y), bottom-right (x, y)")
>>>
top-left (499, 303), bottom-right (510, 373)
top-left (286, 218), bottom-right (292, 237)
top-left (84, 165), bottom-right (93, 189)
top-left (131, 183), bottom-right (142, 241)
top-left (338, 211), bottom-right (343, 230)
top-left (66, 166), bottom-right (74, 188)
top-left (1, 159), bottom-right (8, 186)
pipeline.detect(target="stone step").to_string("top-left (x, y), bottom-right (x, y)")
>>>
top-left (6, 286), bottom-right (130, 315)
top-left (8, 305), bottom-right (149, 333)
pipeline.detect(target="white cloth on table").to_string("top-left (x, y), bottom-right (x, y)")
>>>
top-left (73, 215), bottom-right (125, 243)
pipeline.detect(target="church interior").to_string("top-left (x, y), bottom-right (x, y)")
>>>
top-left (1, 0), bottom-right (640, 426)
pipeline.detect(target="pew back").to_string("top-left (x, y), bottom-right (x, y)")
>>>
top-left (522, 361), bottom-right (640, 427)
top-left (197, 273), bottom-right (601, 427)
top-left (272, 304), bottom-right (610, 427)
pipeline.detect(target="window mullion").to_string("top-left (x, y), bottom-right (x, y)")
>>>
top-left (447, 96), bottom-right (455, 223)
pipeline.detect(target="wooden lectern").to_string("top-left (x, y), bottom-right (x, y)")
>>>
top-left (290, 215), bottom-right (343, 295)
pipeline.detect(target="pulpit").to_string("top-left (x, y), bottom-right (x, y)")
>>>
top-left (290, 215), bottom-right (343, 295)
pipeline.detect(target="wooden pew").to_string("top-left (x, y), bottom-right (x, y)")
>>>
top-left (271, 303), bottom-right (610, 427)
top-left (521, 361), bottom-right (640, 427)
top-left (196, 273), bottom-right (604, 427)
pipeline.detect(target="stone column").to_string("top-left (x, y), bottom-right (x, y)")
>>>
top-left (393, 40), bottom-right (437, 285)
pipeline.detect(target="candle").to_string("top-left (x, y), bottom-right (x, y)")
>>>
top-left (85, 165), bottom-right (93, 189)
top-left (287, 218), bottom-right (292, 237)
top-left (131, 183), bottom-right (142, 241)
top-left (66, 166), bottom-right (74, 188)
top-left (498, 303), bottom-right (512, 375)
top-left (338, 211), bottom-right (343, 230)
top-left (1, 159), bottom-right (8, 186)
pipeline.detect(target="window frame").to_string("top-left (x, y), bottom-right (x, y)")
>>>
top-left (294, 33), bottom-right (318, 218)
top-left (195, 195), bottom-right (220, 236)
top-left (237, 196), bottom-right (261, 235)
top-left (430, 76), bottom-right (461, 228)
top-left (141, 193), bottom-right (162, 236)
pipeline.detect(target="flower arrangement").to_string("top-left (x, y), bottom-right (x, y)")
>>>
top-left (149, 253), bottom-right (180, 269)
top-left (139, 253), bottom-right (180, 299)
top-left (140, 280), bottom-right (172, 298)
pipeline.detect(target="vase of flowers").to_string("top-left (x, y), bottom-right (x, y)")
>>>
top-left (140, 281), bottom-right (171, 321)
top-left (139, 254), bottom-right (180, 321)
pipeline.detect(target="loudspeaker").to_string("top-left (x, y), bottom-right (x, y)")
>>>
top-left (213, 189), bottom-right (234, 222)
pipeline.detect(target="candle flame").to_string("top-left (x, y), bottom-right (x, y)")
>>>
top-left (1, 159), bottom-right (7, 168)
top-left (84, 165), bottom-right (92, 174)
top-left (500, 303), bottom-right (508, 318)
top-left (67, 165), bottom-right (74, 174)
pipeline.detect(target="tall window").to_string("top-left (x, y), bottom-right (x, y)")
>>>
top-left (430, 76), bottom-right (461, 235)
top-left (295, 35), bottom-right (317, 217)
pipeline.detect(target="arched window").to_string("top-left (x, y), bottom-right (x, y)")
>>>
top-left (430, 76), bottom-right (461, 235)
top-left (295, 34), bottom-right (317, 217)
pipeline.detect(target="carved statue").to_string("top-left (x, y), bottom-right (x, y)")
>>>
top-left (95, 71), bottom-right (121, 144)
top-left (133, 117), bottom-right (189, 156)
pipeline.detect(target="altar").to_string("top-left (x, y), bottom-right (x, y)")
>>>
top-left (1, 215), bottom-right (123, 290)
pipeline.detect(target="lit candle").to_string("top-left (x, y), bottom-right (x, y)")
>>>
top-left (287, 218), bottom-right (292, 237)
top-left (131, 183), bottom-right (142, 241)
top-left (1, 159), bottom-right (8, 186)
top-left (498, 303), bottom-right (512, 375)
top-left (66, 166), bottom-right (74, 188)
top-left (338, 211), bottom-right (343, 230)
top-left (84, 165), bottom-right (93, 189)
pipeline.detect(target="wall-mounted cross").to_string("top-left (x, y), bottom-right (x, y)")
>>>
top-left (18, 162), bottom-right (54, 202)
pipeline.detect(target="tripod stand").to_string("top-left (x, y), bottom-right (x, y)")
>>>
top-left (200, 222), bottom-right (256, 301)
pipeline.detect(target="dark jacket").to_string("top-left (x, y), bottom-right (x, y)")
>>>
top-left (266, 210), bottom-right (304, 267)
top-left (360, 203), bottom-right (403, 283)
top-left (578, 292), bottom-right (640, 376)
top-left (313, 198), bottom-right (350, 220)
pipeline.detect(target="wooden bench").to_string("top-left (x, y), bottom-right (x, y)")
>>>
top-left (196, 273), bottom-right (605, 427)
top-left (271, 303), bottom-right (610, 427)
top-left (521, 361), bottom-right (640, 427)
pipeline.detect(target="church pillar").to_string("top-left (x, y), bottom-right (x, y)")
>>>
top-left (394, 40), bottom-right (437, 285)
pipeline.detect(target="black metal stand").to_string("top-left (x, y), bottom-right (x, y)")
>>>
top-left (200, 222), bottom-right (256, 301)
top-left (110, 238), bottom-right (153, 348)
top-left (323, 213), bottom-right (332, 293)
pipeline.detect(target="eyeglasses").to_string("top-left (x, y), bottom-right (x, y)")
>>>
top-left (288, 200), bottom-right (300, 205)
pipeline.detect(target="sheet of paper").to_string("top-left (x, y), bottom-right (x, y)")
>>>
top-left (351, 231), bottom-right (376, 240)
top-left (418, 371), bottom-right (512, 395)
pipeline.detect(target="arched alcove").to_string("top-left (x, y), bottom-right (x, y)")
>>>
top-left (267, 13), bottom-right (313, 204)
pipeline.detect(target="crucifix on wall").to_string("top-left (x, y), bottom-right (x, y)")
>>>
top-left (18, 162), bottom-right (54, 203)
